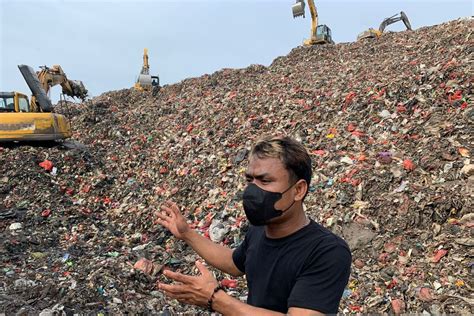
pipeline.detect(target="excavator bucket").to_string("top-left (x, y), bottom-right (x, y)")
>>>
top-left (68, 80), bottom-right (88, 101)
top-left (292, 0), bottom-right (305, 18)
top-left (17, 64), bottom-right (53, 112)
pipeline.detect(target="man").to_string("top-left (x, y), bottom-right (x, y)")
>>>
top-left (156, 137), bottom-right (351, 315)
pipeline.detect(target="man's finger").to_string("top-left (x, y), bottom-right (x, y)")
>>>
top-left (162, 210), bottom-right (176, 221)
top-left (158, 282), bottom-right (186, 294)
top-left (160, 205), bottom-right (174, 216)
top-left (154, 213), bottom-right (171, 227)
top-left (195, 260), bottom-right (212, 278)
top-left (164, 200), bottom-right (182, 213)
top-left (162, 290), bottom-right (193, 305)
top-left (177, 294), bottom-right (195, 305)
top-left (171, 204), bottom-right (181, 215)
top-left (163, 269), bottom-right (194, 284)
top-left (162, 289), bottom-right (179, 301)
top-left (154, 218), bottom-right (169, 228)
top-left (155, 211), bottom-right (170, 221)
top-left (164, 200), bottom-right (176, 208)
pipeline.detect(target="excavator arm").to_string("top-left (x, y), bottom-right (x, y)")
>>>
top-left (378, 11), bottom-right (412, 33)
top-left (18, 64), bottom-right (54, 112)
top-left (357, 11), bottom-right (412, 41)
top-left (140, 48), bottom-right (150, 75)
top-left (36, 65), bottom-right (88, 101)
top-left (24, 64), bottom-right (87, 111)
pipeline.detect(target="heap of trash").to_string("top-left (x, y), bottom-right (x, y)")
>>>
top-left (1, 17), bottom-right (472, 315)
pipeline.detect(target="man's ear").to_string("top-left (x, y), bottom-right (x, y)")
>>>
top-left (294, 180), bottom-right (308, 201)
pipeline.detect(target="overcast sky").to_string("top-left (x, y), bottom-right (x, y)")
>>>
top-left (0, 0), bottom-right (471, 103)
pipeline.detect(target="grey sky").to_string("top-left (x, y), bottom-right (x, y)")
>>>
top-left (1, 0), bottom-right (472, 103)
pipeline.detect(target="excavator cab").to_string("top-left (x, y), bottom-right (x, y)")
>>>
top-left (151, 76), bottom-right (160, 87)
top-left (0, 93), bottom-right (16, 113)
top-left (0, 92), bottom-right (30, 113)
top-left (314, 25), bottom-right (334, 44)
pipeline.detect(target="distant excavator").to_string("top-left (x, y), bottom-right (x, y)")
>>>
top-left (0, 64), bottom-right (87, 142)
top-left (292, 0), bottom-right (334, 45)
top-left (134, 48), bottom-right (160, 92)
top-left (357, 11), bottom-right (412, 41)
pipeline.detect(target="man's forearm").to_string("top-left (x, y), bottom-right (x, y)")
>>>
top-left (182, 229), bottom-right (241, 276)
top-left (212, 290), bottom-right (285, 316)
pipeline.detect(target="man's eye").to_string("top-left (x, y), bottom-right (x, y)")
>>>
top-left (245, 178), bottom-right (252, 183)
top-left (261, 179), bottom-right (271, 184)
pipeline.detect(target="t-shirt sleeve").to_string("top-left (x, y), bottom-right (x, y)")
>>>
top-left (287, 241), bottom-right (352, 314)
top-left (232, 231), bottom-right (250, 274)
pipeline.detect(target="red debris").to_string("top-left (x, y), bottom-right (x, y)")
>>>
top-left (431, 249), bottom-right (448, 263)
top-left (39, 160), bottom-right (53, 172)
top-left (134, 258), bottom-right (154, 275)
top-left (403, 159), bottom-right (416, 171)
top-left (220, 278), bottom-right (238, 288)
top-left (391, 299), bottom-right (405, 315)
top-left (418, 287), bottom-right (434, 302)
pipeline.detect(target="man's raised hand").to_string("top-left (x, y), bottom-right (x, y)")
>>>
top-left (158, 261), bottom-right (218, 307)
top-left (155, 200), bottom-right (191, 240)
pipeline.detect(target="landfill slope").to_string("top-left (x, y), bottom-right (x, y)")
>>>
top-left (1, 18), bottom-right (473, 315)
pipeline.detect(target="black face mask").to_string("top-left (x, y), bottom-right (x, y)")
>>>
top-left (242, 182), bottom-right (296, 226)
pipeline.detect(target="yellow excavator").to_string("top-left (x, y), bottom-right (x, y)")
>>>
top-left (357, 11), bottom-right (412, 41)
top-left (0, 65), bottom-right (87, 142)
top-left (134, 48), bottom-right (160, 92)
top-left (292, 0), bottom-right (334, 45)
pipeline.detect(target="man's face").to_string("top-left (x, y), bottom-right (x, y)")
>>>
top-left (244, 155), bottom-right (294, 211)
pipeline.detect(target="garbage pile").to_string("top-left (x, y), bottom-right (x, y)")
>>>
top-left (1, 17), bottom-right (473, 315)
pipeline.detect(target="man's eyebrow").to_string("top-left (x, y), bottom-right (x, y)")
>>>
top-left (245, 172), bottom-right (271, 179)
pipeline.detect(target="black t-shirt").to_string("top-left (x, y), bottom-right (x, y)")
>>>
top-left (232, 219), bottom-right (351, 314)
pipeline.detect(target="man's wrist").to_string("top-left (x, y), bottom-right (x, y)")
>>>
top-left (208, 282), bottom-right (226, 312)
top-left (180, 226), bottom-right (195, 242)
